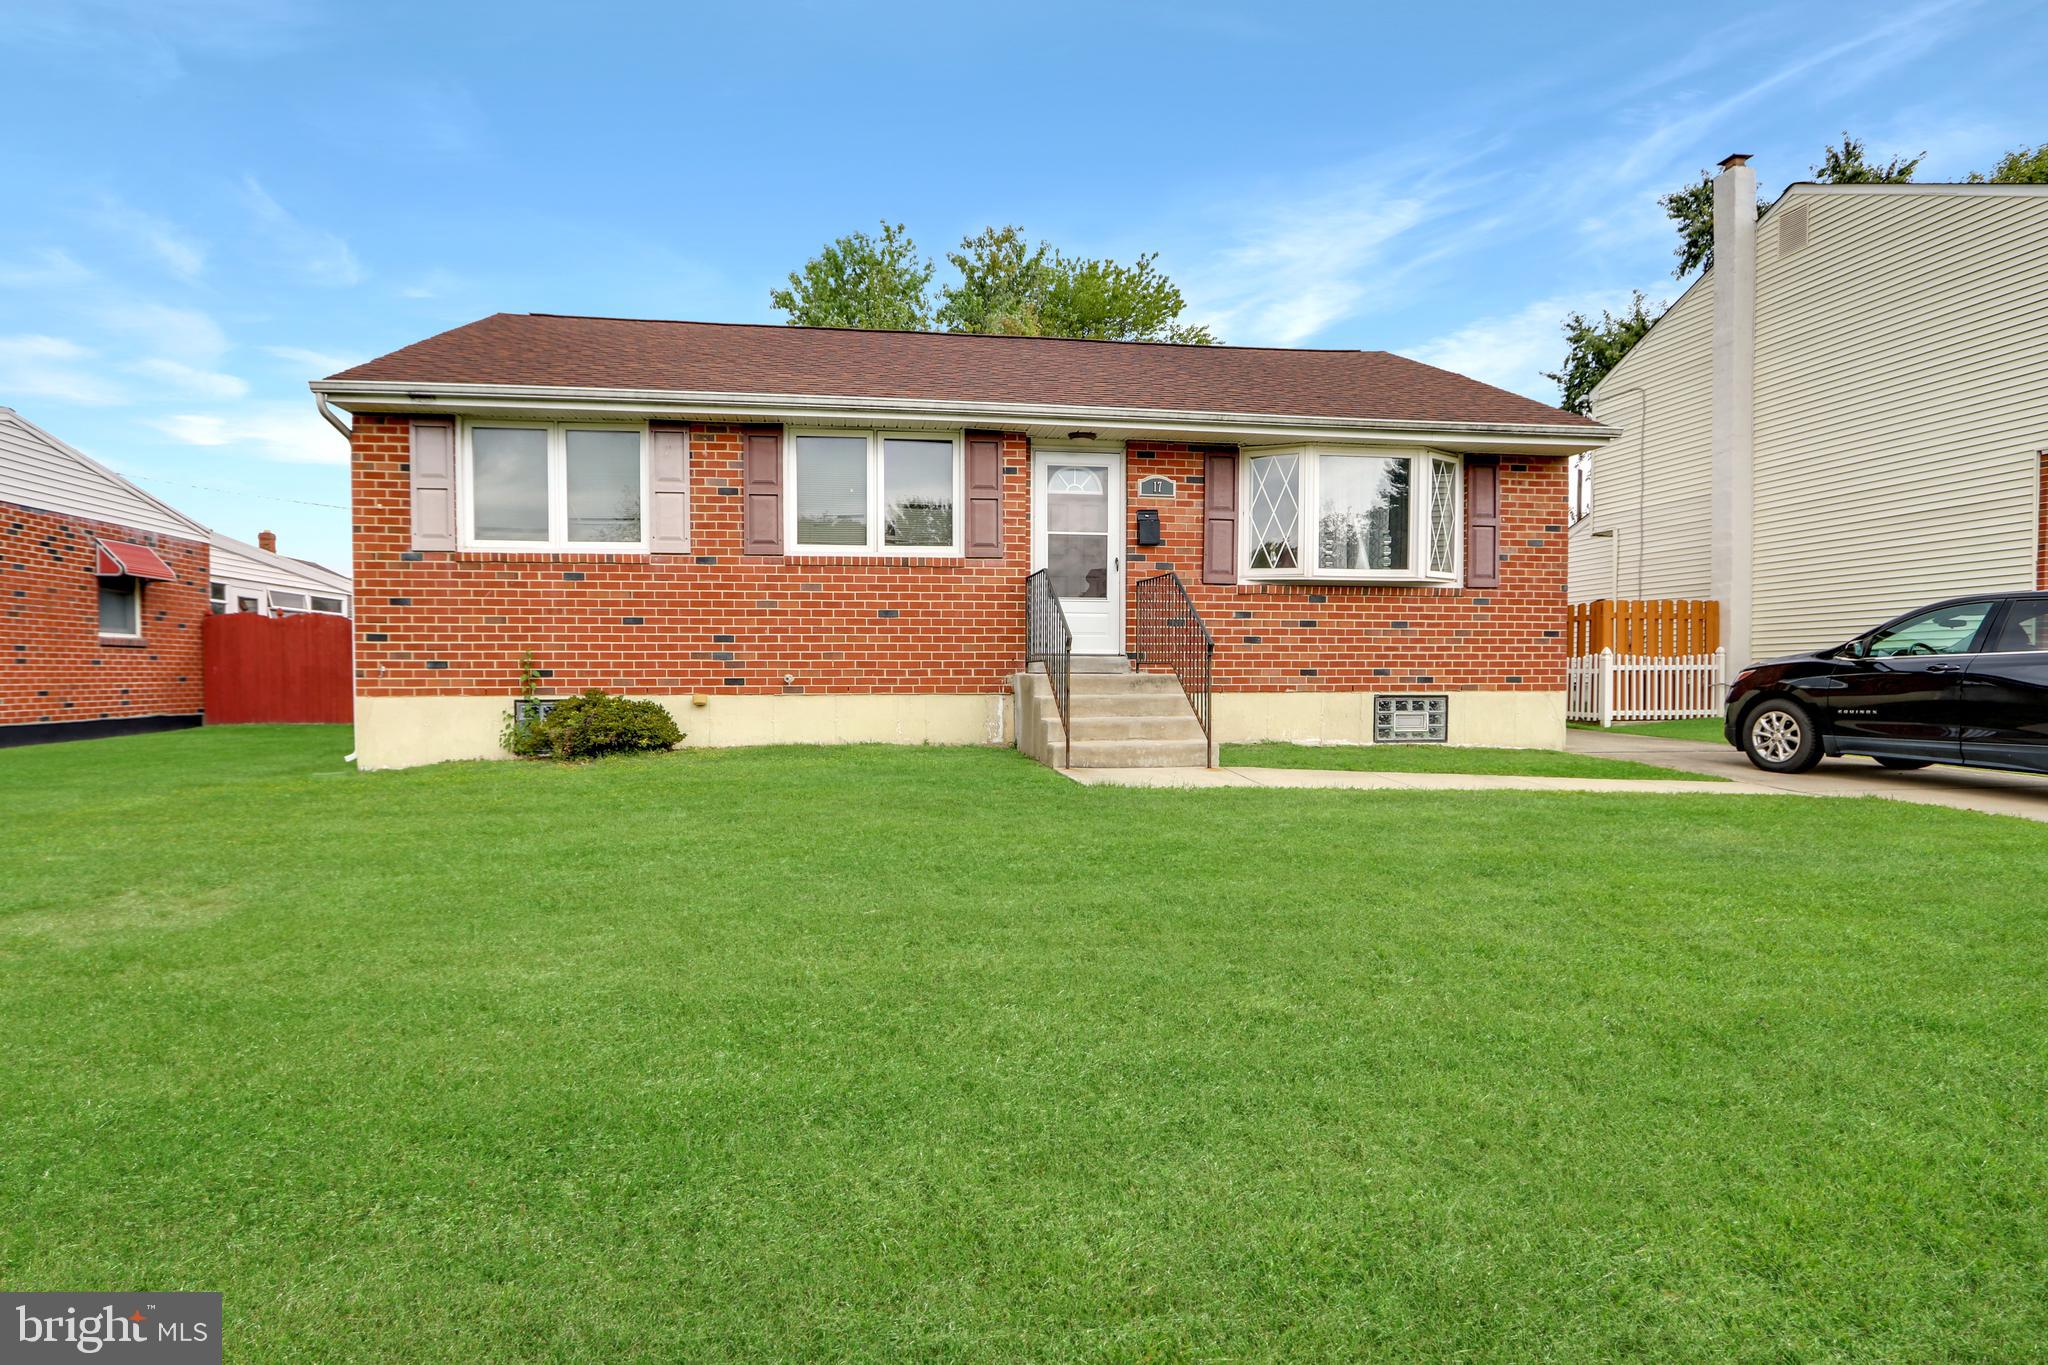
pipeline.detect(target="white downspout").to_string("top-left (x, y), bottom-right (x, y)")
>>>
top-left (315, 393), bottom-right (352, 440)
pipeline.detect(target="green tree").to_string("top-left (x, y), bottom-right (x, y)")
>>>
top-left (937, 225), bottom-right (1217, 344)
top-left (1968, 142), bottom-right (2048, 183)
top-left (1544, 292), bottom-right (1662, 415)
top-left (1660, 134), bottom-right (1920, 278)
top-left (775, 222), bottom-right (1217, 343)
top-left (1810, 133), bottom-right (1922, 184)
top-left (768, 221), bottom-right (935, 331)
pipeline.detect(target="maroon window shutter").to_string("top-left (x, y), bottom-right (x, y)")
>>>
top-left (409, 419), bottom-right (457, 551)
top-left (741, 426), bottom-right (782, 555)
top-left (964, 432), bottom-right (1003, 558)
top-left (1202, 450), bottom-right (1238, 585)
top-left (1464, 456), bottom-right (1501, 588)
top-left (648, 423), bottom-right (691, 554)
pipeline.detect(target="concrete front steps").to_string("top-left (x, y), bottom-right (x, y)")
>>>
top-left (1013, 657), bottom-right (1212, 768)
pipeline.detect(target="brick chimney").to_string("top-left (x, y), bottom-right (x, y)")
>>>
top-left (258, 530), bottom-right (277, 553)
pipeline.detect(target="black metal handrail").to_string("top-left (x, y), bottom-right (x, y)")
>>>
top-left (1132, 571), bottom-right (1215, 765)
top-left (1024, 569), bottom-right (1073, 766)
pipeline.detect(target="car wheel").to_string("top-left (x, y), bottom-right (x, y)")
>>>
top-left (1742, 700), bottom-right (1822, 773)
top-left (1875, 757), bottom-right (1932, 770)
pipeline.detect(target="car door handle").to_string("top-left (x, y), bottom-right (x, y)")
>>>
top-left (1927, 663), bottom-right (1964, 673)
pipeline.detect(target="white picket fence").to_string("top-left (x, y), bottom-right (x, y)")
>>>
top-left (1568, 649), bottom-right (1727, 725)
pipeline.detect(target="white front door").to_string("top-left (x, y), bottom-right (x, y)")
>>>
top-left (1032, 449), bottom-right (1124, 655)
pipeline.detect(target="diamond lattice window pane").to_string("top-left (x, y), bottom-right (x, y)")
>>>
top-left (1247, 454), bottom-right (1300, 570)
top-left (1429, 460), bottom-right (1456, 575)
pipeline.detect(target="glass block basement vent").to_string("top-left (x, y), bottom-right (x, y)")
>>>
top-left (1375, 694), bottom-right (1447, 743)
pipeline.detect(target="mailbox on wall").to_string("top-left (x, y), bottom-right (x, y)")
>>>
top-left (1134, 508), bottom-right (1162, 547)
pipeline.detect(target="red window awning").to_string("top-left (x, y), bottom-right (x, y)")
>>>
top-left (95, 538), bottom-right (176, 582)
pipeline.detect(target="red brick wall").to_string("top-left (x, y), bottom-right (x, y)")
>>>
top-left (352, 414), bottom-right (1566, 700)
top-left (1, 500), bottom-right (207, 727)
top-left (1126, 444), bottom-right (1568, 691)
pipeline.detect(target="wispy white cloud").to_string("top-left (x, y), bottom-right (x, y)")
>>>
top-left (0, 248), bottom-right (95, 289)
top-left (147, 401), bottom-right (344, 465)
top-left (132, 356), bottom-right (248, 399)
top-left (0, 335), bottom-right (129, 405)
top-left (1183, 171), bottom-right (1450, 347)
top-left (10, 0), bottom-right (320, 84)
top-left (241, 176), bottom-right (364, 286)
top-left (97, 301), bottom-right (230, 364)
top-left (263, 344), bottom-right (359, 374)
top-left (396, 268), bottom-right (462, 301)
top-left (87, 192), bottom-right (206, 280)
top-left (1404, 291), bottom-right (1647, 402)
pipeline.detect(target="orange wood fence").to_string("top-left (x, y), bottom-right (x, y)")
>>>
top-left (1568, 599), bottom-right (1720, 657)
top-left (203, 612), bottom-right (354, 724)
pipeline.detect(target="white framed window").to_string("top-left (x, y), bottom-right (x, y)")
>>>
top-left (460, 419), bottom-right (649, 552)
top-left (786, 429), bottom-right (963, 556)
top-left (209, 581), bottom-right (226, 615)
top-left (1242, 446), bottom-right (1462, 584)
top-left (98, 576), bottom-right (141, 636)
top-left (310, 595), bottom-right (346, 615)
top-left (271, 590), bottom-right (310, 615)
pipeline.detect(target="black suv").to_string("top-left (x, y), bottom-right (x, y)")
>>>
top-left (1725, 592), bottom-right (2048, 775)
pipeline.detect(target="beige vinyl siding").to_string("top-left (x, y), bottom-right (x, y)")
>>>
top-left (0, 409), bottom-right (207, 538)
top-left (1750, 186), bottom-right (2048, 657)
top-left (1568, 277), bottom-right (1717, 602)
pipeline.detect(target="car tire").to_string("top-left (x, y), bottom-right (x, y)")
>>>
top-left (1875, 757), bottom-right (1933, 770)
top-left (1741, 699), bottom-right (1822, 773)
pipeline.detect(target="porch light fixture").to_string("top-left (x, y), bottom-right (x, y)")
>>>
top-left (1067, 431), bottom-right (1096, 441)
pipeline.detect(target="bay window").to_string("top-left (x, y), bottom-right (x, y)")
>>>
top-left (463, 421), bottom-right (647, 551)
top-left (1244, 446), bottom-right (1462, 583)
top-left (788, 430), bottom-right (961, 555)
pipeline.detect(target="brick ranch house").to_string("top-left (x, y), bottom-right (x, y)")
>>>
top-left (312, 315), bottom-right (1615, 770)
top-left (1, 407), bottom-right (209, 746)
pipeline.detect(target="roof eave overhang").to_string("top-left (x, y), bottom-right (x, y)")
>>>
top-left (311, 379), bottom-right (1618, 455)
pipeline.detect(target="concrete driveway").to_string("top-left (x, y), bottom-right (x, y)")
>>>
top-left (1568, 726), bottom-right (2048, 824)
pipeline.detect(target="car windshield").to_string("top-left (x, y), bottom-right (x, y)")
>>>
top-left (1864, 601), bottom-right (1993, 657)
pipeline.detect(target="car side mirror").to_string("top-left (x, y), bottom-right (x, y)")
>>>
top-left (1838, 638), bottom-right (1866, 659)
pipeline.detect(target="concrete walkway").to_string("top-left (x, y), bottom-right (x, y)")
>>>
top-left (1565, 727), bottom-right (2048, 824)
top-left (1060, 731), bottom-right (2048, 824)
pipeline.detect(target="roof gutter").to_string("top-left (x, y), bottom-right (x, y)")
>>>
top-left (309, 379), bottom-right (1618, 450)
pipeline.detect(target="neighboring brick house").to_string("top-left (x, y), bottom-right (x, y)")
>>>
top-left (313, 315), bottom-right (1613, 770)
top-left (1, 407), bottom-right (209, 746)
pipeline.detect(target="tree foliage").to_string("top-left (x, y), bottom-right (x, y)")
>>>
top-left (1660, 134), bottom-right (1924, 279)
top-left (767, 221), bottom-right (936, 332)
top-left (1968, 142), bottom-right (2048, 184)
top-left (1810, 133), bottom-right (1922, 184)
top-left (1543, 292), bottom-right (1663, 416)
top-left (774, 223), bottom-right (1215, 343)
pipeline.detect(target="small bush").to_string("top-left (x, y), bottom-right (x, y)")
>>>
top-left (507, 690), bottom-right (683, 760)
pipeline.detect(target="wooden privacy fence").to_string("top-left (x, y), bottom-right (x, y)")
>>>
top-left (1567, 599), bottom-right (1724, 725)
top-left (1568, 598), bottom-right (1720, 657)
top-left (203, 611), bottom-right (353, 724)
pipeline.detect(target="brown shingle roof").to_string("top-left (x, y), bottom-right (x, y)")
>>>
top-left (325, 313), bottom-right (1596, 428)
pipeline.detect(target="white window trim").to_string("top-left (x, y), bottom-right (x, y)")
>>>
top-left (1241, 444), bottom-right (1464, 586)
top-left (458, 418), bottom-right (651, 553)
top-left (98, 577), bottom-right (142, 638)
top-left (784, 428), bottom-right (966, 557)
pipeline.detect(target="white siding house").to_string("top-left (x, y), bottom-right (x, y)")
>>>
top-left (1569, 161), bottom-right (2048, 668)
top-left (0, 407), bottom-right (206, 539)
top-left (209, 531), bottom-right (352, 618)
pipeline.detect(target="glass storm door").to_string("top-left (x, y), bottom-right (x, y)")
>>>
top-left (1033, 451), bottom-right (1124, 655)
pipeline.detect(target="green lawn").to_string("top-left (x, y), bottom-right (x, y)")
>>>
top-left (1220, 741), bottom-right (1720, 780)
top-left (4, 726), bottom-right (2045, 1360)
top-left (1570, 716), bottom-right (1726, 743)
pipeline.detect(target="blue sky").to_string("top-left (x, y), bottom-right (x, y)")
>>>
top-left (2, 0), bottom-right (2041, 570)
